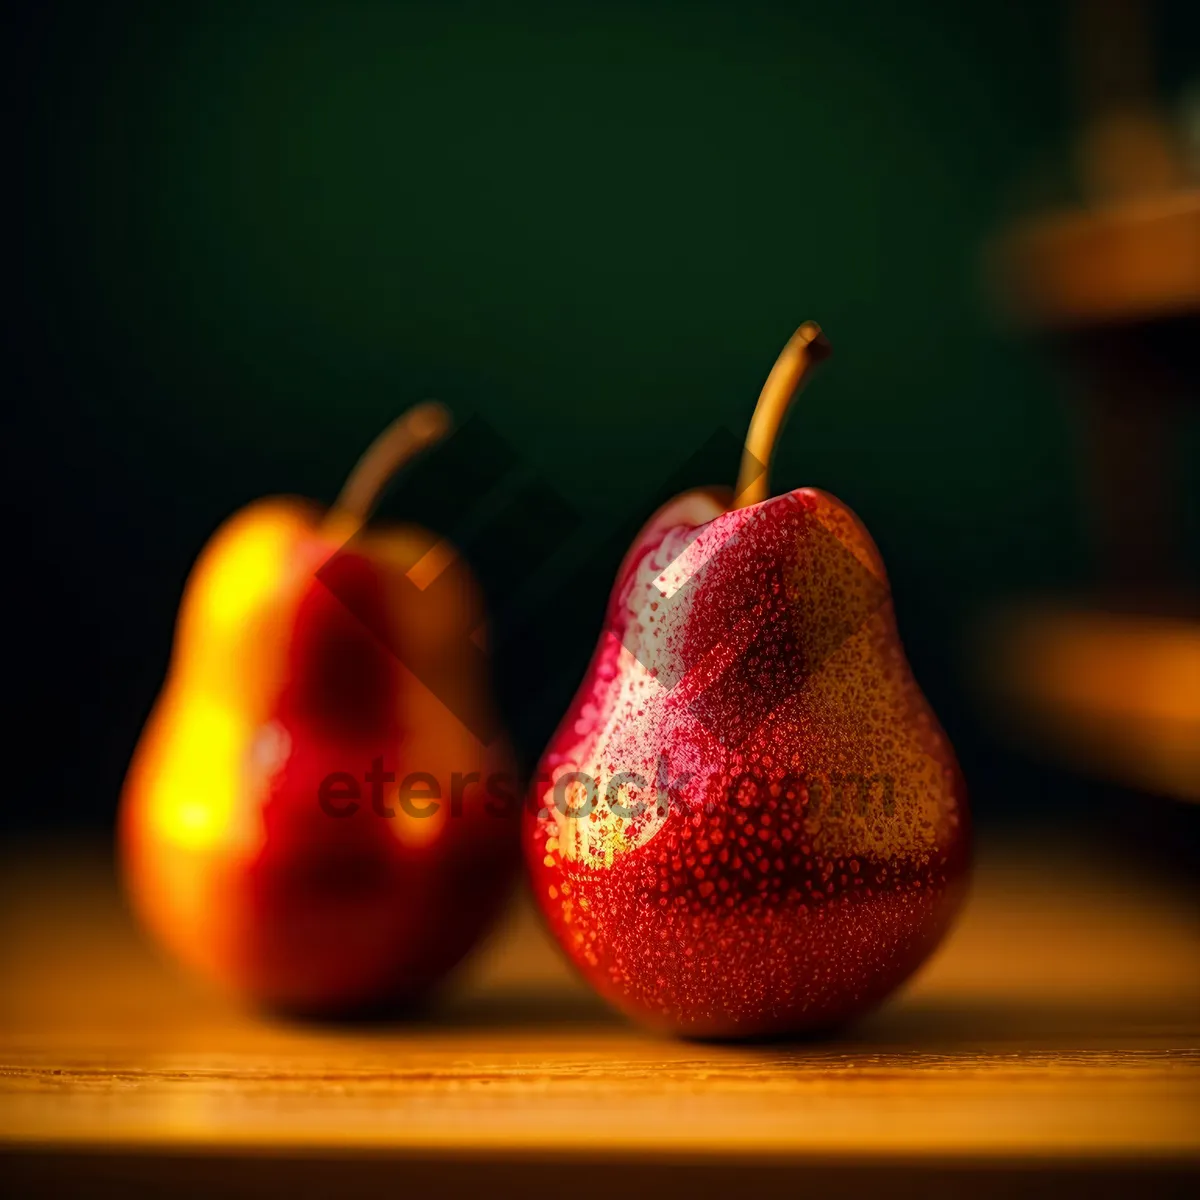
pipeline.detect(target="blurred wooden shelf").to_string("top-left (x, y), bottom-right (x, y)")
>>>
top-left (1, 839), bottom-right (1198, 1197)
top-left (995, 188), bottom-right (1200, 330)
top-left (980, 605), bottom-right (1200, 803)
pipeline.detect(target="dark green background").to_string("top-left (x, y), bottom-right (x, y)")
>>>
top-left (8, 0), bottom-right (1198, 832)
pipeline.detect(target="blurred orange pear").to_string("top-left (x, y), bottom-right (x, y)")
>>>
top-left (120, 404), bottom-right (518, 1015)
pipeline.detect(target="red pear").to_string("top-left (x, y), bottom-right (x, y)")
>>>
top-left (524, 326), bottom-right (969, 1038)
top-left (121, 404), bottom-right (517, 1015)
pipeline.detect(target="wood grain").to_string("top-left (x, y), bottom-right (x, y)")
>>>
top-left (1, 838), bottom-right (1198, 1194)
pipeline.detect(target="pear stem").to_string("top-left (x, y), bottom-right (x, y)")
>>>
top-left (328, 401), bottom-right (451, 530)
top-left (733, 322), bottom-right (831, 509)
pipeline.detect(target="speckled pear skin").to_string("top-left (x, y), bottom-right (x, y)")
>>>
top-left (524, 486), bottom-right (969, 1038)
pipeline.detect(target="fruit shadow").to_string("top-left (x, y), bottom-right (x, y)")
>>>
top-left (424, 986), bottom-right (623, 1030)
top-left (267, 986), bottom-right (622, 1031)
top-left (692, 993), bottom-right (1196, 1055)
top-left (271, 991), bottom-right (1192, 1051)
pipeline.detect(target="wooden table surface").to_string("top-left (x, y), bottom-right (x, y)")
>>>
top-left (1, 837), bottom-right (1198, 1196)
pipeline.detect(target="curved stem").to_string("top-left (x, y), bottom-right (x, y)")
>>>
top-left (733, 322), bottom-right (831, 509)
top-left (328, 401), bottom-right (451, 529)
